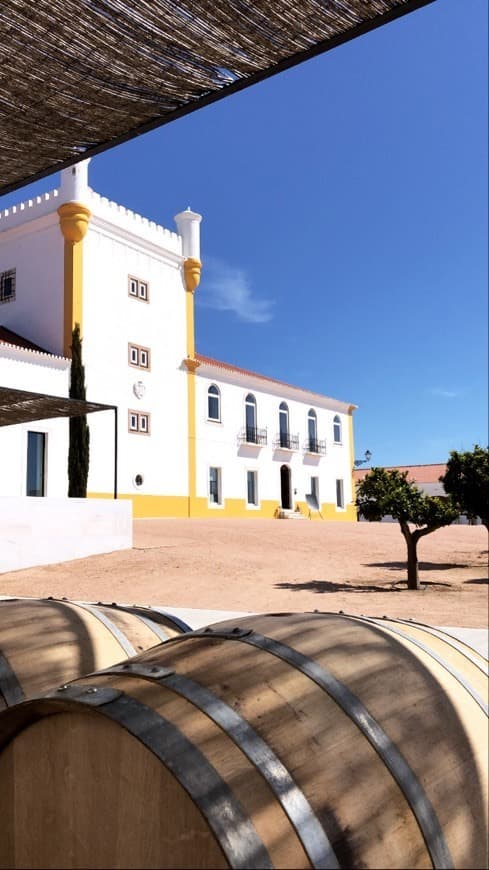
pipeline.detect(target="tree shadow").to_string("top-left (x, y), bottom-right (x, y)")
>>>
top-left (275, 579), bottom-right (452, 594)
top-left (364, 561), bottom-right (470, 571)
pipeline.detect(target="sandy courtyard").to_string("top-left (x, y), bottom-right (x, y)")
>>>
top-left (1, 520), bottom-right (487, 628)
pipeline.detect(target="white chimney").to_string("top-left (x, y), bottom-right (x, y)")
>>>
top-left (59, 159), bottom-right (91, 203)
top-left (174, 207), bottom-right (202, 261)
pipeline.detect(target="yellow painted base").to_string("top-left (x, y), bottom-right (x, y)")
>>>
top-left (89, 493), bottom-right (358, 521)
top-left (88, 493), bottom-right (189, 519)
top-left (295, 501), bottom-right (357, 521)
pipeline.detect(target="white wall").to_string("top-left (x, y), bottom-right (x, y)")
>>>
top-left (0, 203), bottom-right (64, 355)
top-left (0, 347), bottom-right (70, 497)
top-left (0, 498), bottom-right (132, 573)
top-left (82, 213), bottom-right (189, 497)
top-left (195, 365), bottom-right (354, 510)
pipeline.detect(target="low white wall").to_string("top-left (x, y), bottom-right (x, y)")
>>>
top-left (0, 498), bottom-right (132, 573)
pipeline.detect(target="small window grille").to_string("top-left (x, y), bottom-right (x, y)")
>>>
top-left (0, 269), bottom-right (16, 304)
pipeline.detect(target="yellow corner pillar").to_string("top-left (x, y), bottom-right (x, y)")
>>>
top-left (182, 257), bottom-right (202, 517)
top-left (58, 202), bottom-right (91, 357)
top-left (348, 405), bottom-right (357, 520)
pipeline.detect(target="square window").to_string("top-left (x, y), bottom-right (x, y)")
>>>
top-left (128, 343), bottom-right (150, 370)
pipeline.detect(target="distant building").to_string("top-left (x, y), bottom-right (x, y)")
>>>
top-left (353, 464), bottom-right (480, 523)
top-left (0, 161), bottom-right (357, 520)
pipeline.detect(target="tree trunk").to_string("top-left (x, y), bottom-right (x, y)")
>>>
top-left (400, 522), bottom-right (421, 590)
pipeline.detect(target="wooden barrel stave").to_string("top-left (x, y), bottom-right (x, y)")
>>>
top-left (0, 598), bottom-right (190, 708)
top-left (0, 612), bottom-right (486, 869)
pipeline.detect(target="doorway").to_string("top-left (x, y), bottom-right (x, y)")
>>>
top-left (280, 464), bottom-right (292, 510)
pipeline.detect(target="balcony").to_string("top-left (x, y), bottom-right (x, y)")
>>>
top-left (273, 433), bottom-right (299, 451)
top-left (237, 426), bottom-right (268, 446)
top-left (303, 438), bottom-right (326, 455)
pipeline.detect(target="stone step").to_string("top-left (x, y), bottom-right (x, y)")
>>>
top-left (277, 509), bottom-right (306, 520)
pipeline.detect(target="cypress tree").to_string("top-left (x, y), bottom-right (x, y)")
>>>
top-left (68, 324), bottom-right (90, 497)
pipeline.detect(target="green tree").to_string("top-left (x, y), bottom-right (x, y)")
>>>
top-left (68, 324), bottom-right (90, 497)
top-left (440, 446), bottom-right (489, 530)
top-left (356, 468), bottom-right (458, 590)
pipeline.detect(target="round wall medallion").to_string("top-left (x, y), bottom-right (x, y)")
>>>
top-left (133, 474), bottom-right (144, 488)
top-left (133, 381), bottom-right (146, 399)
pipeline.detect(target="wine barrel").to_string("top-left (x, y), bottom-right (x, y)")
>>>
top-left (0, 612), bottom-right (487, 869)
top-left (0, 597), bottom-right (190, 708)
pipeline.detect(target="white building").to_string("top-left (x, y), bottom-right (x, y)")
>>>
top-left (0, 161), bottom-right (357, 521)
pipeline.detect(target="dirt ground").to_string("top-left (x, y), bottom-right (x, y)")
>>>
top-left (1, 520), bottom-right (487, 627)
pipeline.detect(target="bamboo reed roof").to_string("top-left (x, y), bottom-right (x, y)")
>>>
top-left (0, 386), bottom-right (115, 427)
top-left (0, 0), bottom-right (435, 196)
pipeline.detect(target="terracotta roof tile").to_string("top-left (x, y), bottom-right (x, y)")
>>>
top-left (195, 352), bottom-right (355, 407)
top-left (353, 464), bottom-right (447, 483)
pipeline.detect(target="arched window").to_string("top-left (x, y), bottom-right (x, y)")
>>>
top-left (279, 402), bottom-right (289, 448)
top-left (307, 409), bottom-right (317, 452)
top-left (245, 393), bottom-right (257, 443)
top-left (207, 384), bottom-right (221, 421)
top-left (333, 414), bottom-right (342, 444)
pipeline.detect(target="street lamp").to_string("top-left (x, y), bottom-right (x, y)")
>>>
top-left (354, 449), bottom-right (372, 468)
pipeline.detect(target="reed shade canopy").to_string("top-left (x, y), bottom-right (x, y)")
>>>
top-left (0, 386), bottom-right (115, 427)
top-left (0, 0), bottom-right (436, 195)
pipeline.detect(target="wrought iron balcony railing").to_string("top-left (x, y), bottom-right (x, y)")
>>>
top-left (273, 433), bottom-right (299, 451)
top-left (237, 426), bottom-right (268, 446)
top-left (303, 438), bottom-right (326, 455)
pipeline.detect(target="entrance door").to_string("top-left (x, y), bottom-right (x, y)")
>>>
top-left (280, 464), bottom-right (292, 510)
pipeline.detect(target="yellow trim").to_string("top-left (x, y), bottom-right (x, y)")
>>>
top-left (185, 290), bottom-right (196, 359)
top-left (58, 202), bottom-right (91, 356)
top-left (322, 502), bottom-right (357, 522)
top-left (347, 407), bottom-right (356, 520)
top-left (88, 494), bottom-right (357, 521)
top-left (186, 370), bottom-right (197, 516)
top-left (183, 257), bottom-right (202, 293)
top-left (182, 257), bottom-right (202, 517)
top-left (88, 493), bottom-right (189, 519)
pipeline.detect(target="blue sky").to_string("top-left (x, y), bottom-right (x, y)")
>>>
top-left (1, 0), bottom-right (487, 466)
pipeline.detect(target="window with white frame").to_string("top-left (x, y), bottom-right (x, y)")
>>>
top-left (245, 393), bottom-right (257, 442)
top-left (279, 401), bottom-right (289, 448)
top-left (128, 275), bottom-right (149, 302)
top-left (128, 343), bottom-right (150, 369)
top-left (0, 269), bottom-right (16, 304)
top-left (333, 415), bottom-right (342, 444)
top-left (207, 384), bottom-right (221, 421)
top-left (247, 470), bottom-right (258, 506)
top-left (310, 476), bottom-right (319, 509)
top-left (336, 479), bottom-right (344, 509)
top-left (209, 467), bottom-right (222, 504)
top-left (128, 410), bottom-right (150, 434)
top-left (307, 409), bottom-right (317, 451)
